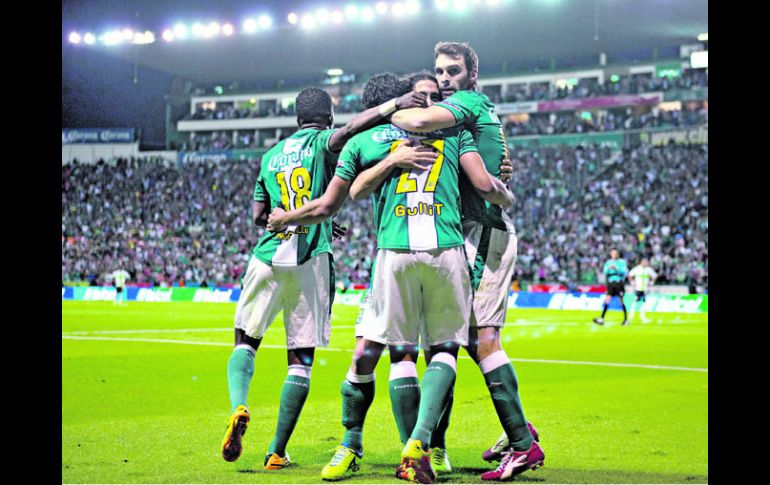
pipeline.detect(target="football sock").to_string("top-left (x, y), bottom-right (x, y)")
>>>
top-left (268, 365), bottom-right (312, 456)
top-left (389, 361), bottom-right (421, 445)
top-left (409, 352), bottom-right (457, 448)
top-left (430, 384), bottom-right (454, 449)
top-left (480, 350), bottom-right (534, 452)
top-left (629, 303), bottom-right (636, 320)
top-left (621, 300), bottom-right (628, 320)
top-left (340, 371), bottom-right (376, 455)
top-left (601, 303), bottom-right (608, 318)
top-left (227, 344), bottom-right (256, 413)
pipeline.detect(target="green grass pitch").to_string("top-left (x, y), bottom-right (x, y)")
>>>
top-left (62, 301), bottom-right (707, 483)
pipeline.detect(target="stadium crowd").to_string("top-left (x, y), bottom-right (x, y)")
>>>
top-left (62, 140), bottom-right (707, 290)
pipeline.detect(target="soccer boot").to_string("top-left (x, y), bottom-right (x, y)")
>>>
top-left (621, 319), bottom-right (629, 326)
top-left (396, 439), bottom-right (435, 484)
top-left (221, 405), bottom-right (250, 462)
top-left (430, 447), bottom-right (452, 473)
top-left (321, 445), bottom-right (362, 481)
top-left (480, 441), bottom-right (545, 481)
top-left (264, 451), bottom-right (291, 470)
top-left (482, 421), bottom-right (540, 462)
top-left (593, 317), bottom-right (605, 325)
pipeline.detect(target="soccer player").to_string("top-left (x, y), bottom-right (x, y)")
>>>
top-left (593, 249), bottom-right (629, 326)
top-left (111, 265), bottom-right (130, 305)
top-left (267, 72), bottom-right (514, 484)
top-left (627, 257), bottom-right (657, 323)
top-left (389, 42), bottom-right (543, 480)
top-left (221, 85), bottom-right (429, 469)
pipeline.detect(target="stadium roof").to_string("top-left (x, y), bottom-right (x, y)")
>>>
top-left (63, 0), bottom-right (708, 84)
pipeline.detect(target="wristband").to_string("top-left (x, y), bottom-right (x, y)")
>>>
top-left (378, 98), bottom-right (398, 117)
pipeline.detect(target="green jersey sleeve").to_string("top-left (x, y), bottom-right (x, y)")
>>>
top-left (458, 129), bottom-right (478, 156)
top-left (435, 91), bottom-right (479, 125)
top-left (253, 172), bottom-right (267, 202)
top-left (334, 138), bottom-right (361, 181)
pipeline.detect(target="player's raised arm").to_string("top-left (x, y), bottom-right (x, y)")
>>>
top-left (267, 176), bottom-right (352, 231)
top-left (327, 90), bottom-right (428, 152)
top-left (390, 105), bottom-right (457, 133)
top-left (459, 150), bottom-right (515, 207)
top-left (349, 140), bottom-right (437, 201)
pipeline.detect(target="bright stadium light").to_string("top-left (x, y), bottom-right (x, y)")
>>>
top-left (191, 22), bottom-right (205, 37)
top-left (287, 12), bottom-right (299, 24)
top-left (83, 32), bottom-right (95, 44)
top-left (205, 22), bottom-right (221, 37)
top-left (405, 1), bottom-right (421, 14)
top-left (132, 31), bottom-right (155, 44)
top-left (173, 24), bottom-right (188, 38)
top-left (68, 32), bottom-right (81, 44)
top-left (243, 18), bottom-right (258, 33)
top-left (376, 2), bottom-right (389, 15)
top-left (331, 10), bottom-right (345, 24)
top-left (344, 4), bottom-right (359, 20)
top-left (391, 2), bottom-right (405, 16)
top-left (452, 0), bottom-right (469, 11)
top-left (103, 30), bottom-right (123, 45)
top-left (301, 14), bottom-right (317, 29)
top-left (258, 15), bottom-right (273, 29)
top-left (222, 23), bottom-right (234, 36)
top-left (327, 68), bottom-right (344, 76)
top-left (697, 32), bottom-right (708, 42)
top-left (122, 28), bottom-right (134, 41)
top-left (361, 6), bottom-right (376, 21)
top-left (436, 0), bottom-right (450, 10)
top-left (486, 0), bottom-right (501, 5)
top-left (162, 29), bottom-right (175, 42)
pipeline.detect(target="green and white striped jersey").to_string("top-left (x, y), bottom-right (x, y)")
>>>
top-left (629, 265), bottom-right (657, 292)
top-left (335, 123), bottom-right (477, 251)
top-left (434, 90), bottom-right (509, 230)
top-left (112, 269), bottom-right (129, 287)
top-left (251, 128), bottom-right (337, 266)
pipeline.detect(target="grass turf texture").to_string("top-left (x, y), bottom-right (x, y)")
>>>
top-left (62, 301), bottom-right (707, 483)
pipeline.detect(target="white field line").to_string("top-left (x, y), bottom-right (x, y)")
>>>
top-left (62, 335), bottom-right (707, 372)
top-left (62, 325), bottom-right (358, 335)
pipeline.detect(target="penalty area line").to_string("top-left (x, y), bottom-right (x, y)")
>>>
top-left (62, 336), bottom-right (706, 372)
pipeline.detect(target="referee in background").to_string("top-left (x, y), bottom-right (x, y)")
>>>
top-left (593, 249), bottom-right (629, 326)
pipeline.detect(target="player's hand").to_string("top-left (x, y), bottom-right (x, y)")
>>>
top-left (500, 157), bottom-right (513, 182)
top-left (389, 139), bottom-right (437, 171)
top-left (395, 91), bottom-right (428, 110)
top-left (267, 208), bottom-right (288, 233)
top-left (332, 221), bottom-right (348, 240)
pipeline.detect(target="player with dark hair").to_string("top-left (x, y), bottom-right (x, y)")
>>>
top-left (268, 71), bottom-right (514, 483)
top-left (593, 249), bottom-right (630, 326)
top-left (390, 42), bottom-right (543, 481)
top-left (220, 83), bottom-right (428, 470)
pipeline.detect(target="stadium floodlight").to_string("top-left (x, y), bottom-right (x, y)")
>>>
top-left (205, 22), bottom-right (221, 37)
top-left (122, 28), bottom-right (134, 41)
top-left (344, 4), bottom-right (359, 20)
top-left (132, 31), bottom-right (155, 45)
top-left (331, 10), bottom-right (344, 24)
top-left (191, 22), bottom-right (205, 37)
top-left (173, 24), bottom-right (188, 39)
top-left (222, 23), bottom-right (234, 36)
top-left (83, 32), bottom-right (96, 44)
top-left (162, 29), bottom-right (175, 42)
top-left (257, 15), bottom-right (273, 29)
top-left (391, 2), bottom-right (405, 16)
top-left (315, 8), bottom-right (331, 24)
top-left (376, 2), bottom-right (389, 15)
top-left (486, 0), bottom-right (501, 5)
top-left (697, 32), bottom-right (708, 42)
top-left (287, 12), bottom-right (299, 24)
top-left (243, 18), bottom-right (258, 33)
top-left (435, 0), bottom-right (450, 10)
top-left (361, 6), bottom-right (376, 21)
top-left (327, 68), bottom-right (344, 76)
top-left (452, 0), bottom-right (469, 11)
top-left (103, 30), bottom-right (123, 45)
top-left (301, 14), bottom-right (317, 29)
top-left (68, 32), bottom-right (81, 44)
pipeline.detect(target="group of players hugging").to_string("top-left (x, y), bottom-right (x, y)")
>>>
top-left (220, 41), bottom-right (544, 484)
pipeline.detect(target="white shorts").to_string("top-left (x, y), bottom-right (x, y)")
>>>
top-left (463, 211), bottom-right (518, 328)
top-left (234, 253), bottom-right (332, 349)
top-left (358, 246), bottom-right (471, 347)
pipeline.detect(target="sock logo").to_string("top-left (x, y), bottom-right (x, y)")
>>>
top-left (487, 381), bottom-right (503, 389)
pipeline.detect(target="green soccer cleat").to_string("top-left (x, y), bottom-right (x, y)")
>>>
top-left (321, 445), bottom-right (361, 481)
top-left (430, 447), bottom-right (452, 473)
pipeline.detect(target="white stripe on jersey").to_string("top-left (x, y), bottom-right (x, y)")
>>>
top-left (406, 169), bottom-right (438, 250)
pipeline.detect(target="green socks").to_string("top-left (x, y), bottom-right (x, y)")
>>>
top-left (430, 384), bottom-right (454, 449)
top-left (480, 350), bottom-right (533, 451)
top-left (268, 365), bottom-right (312, 456)
top-left (389, 361), bottom-right (421, 444)
top-left (227, 345), bottom-right (256, 413)
top-left (409, 353), bottom-right (457, 447)
top-left (340, 371), bottom-right (376, 455)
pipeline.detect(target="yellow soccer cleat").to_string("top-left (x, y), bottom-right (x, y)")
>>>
top-left (264, 452), bottom-right (291, 470)
top-left (396, 439), bottom-right (435, 484)
top-left (221, 405), bottom-right (250, 462)
top-left (321, 445), bottom-right (362, 481)
top-left (430, 447), bottom-right (452, 473)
